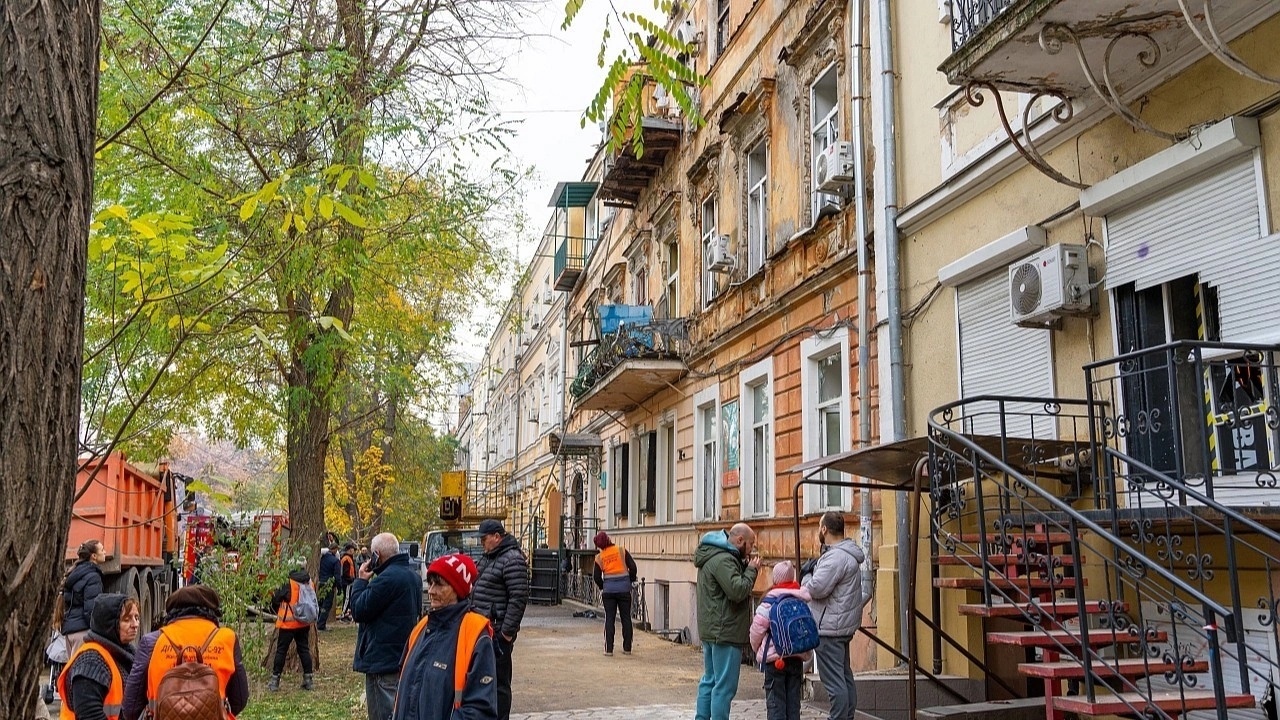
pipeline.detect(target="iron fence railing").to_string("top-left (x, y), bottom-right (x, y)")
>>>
top-left (950, 0), bottom-right (1015, 51)
top-left (570, 318), bottom-right (689, 399)
top-left (559, 572), bottom-right (649, 627)
top-left (928, 375), bottom-right (1280, 719)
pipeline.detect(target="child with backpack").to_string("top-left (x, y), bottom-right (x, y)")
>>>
top-left (749, 561), bottom-right (817, 720)
top-left (269, 565), bottom-right (319, 691)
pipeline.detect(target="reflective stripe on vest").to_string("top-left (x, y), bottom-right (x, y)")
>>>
top-left (595, 545), bottom-right (629, 580)
top-left (276, 579), bottom-right (308, 629)
top-left (57, 641), bottom-right (123, 720)
top-left (400, 611), bottom-right (493, 710)
top-left (145, 618), bottom-right (237, 717)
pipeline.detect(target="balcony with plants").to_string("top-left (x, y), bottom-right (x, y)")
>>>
top-left (595, 67), bottom-right (686, 209)
top-left (569, 304), bottom-right (688, 411)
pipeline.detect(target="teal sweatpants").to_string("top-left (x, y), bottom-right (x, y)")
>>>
top-left (695, 641), bottom-right (742, 720)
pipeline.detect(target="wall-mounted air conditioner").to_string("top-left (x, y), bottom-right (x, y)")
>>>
top-left (815, 142), bottom-right (854, 193)
top-left (1008, 243), bottom-right (1092, 328)
top-left (706, 235), bottom-right (736, 273)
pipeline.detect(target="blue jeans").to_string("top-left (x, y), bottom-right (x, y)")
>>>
top-left (365, 671), bottom-right (398, 720)
top-left (696, 642), bottom-right (742, 720)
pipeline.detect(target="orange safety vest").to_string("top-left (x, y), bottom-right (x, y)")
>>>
top-left (595, 545), bottom-right (629, 581)
top-left (340, 555), bottom-right (355, 580)
top-left (57, 641), bottom-right (123, 720)
top-left (400, 611), bottom-right (493, 710)
top-left (145, 618), bottom-right (238, 719)
top-left (276, 579), bottom-right (309, 630)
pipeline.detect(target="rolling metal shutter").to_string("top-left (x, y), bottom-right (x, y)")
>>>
top-left (957, 271), bottom-right (1054, 438)
top-left (1105, 153), bottom-right (1280, 343)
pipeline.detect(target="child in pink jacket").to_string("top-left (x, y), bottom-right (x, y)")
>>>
top-left (749, 561), bottom-right (813, 720)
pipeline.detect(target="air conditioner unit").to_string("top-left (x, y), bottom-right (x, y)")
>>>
top-left (529, 315), bottom-right (541, 330)
top-left (1008, 243), bottom-right (1092, 328)
top-left (526, 409), bottom-right (539, 423)
top-left (542, 289), bottom-right (554, 304)
top-left (675, 19), bottom-right (701, 48)
top-left (815, 142), bottom-right (854, 192)
top-left (706, 234), bottom-right (736, 273)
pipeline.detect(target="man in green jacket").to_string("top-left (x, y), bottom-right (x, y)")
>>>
top-left (694, 523), bottom-right (761, 720)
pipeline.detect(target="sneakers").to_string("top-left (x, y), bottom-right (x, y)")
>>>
top-left (603, 651), bottom-right (613, 657)
top-left (268, 675), bottom-right (281, 692)
top-left (623, 649), bottom-right (632, 655)
top-left (301, 673), bottom-right (314, 691)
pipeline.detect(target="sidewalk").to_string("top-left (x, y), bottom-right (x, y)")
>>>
top-left (510, 604), bottom-right (830, 718)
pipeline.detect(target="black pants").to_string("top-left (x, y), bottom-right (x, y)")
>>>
top-left (763, 656), bottom-right (805, 720)
top-left (317, 586), bottom-right (335, 630)
top-left (495, 633), bottom-right (515, 720)
top-left (602, 592), bottom-right (633, 653)
top-left (273, 626), bottom-right (313, 675)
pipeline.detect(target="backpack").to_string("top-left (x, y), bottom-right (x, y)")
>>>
top-left (761, 595), bottom-right (820, 667)
top-left (153, 629), bottom-right (228, 720)
top-left (290, 581), bottom-right (320, 624)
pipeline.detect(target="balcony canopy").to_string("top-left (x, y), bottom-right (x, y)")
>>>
top-left (549, 182), bottom-right (599, 209)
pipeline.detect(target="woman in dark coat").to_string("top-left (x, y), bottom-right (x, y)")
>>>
top-left (62, 540), bottom-right (107, 654)
top-left (58, 593), bottom-right (138, 720)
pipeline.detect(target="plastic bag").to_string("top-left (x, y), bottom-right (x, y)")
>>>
top-left (45, 630), bottom-right (69, 664)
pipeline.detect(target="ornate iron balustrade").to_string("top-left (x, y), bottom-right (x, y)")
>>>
top-left (559, 572), bottom-right (649, 626)
top-left (570, 317), bottom-right (689, 400)
top-left (950, 0), bottom-right (1016, 51)
top-left (929, 376), bottom-right (1280, 718)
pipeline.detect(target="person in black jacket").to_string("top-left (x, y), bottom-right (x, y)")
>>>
top-left (317, 545), bottom-right (341, 631)
top-left (62, 539), bottom-right (107, 655)
top-left (268, 566), bottom-right (316, 692)
top-left (58, 593), bottom-right (138, 720)
top-left (350, 532), bottom-right (421, 720)
top-left (470, 519), bottom-right (528, 720)
top-left (393, 553), bottom-right (496, 720)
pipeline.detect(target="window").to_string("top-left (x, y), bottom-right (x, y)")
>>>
top-left (715, 0), bottom-right (731, 56)
top-left (802, 329), bottom-right (851, 512)
top-left (746, 141), bottom-right (769, 275)
top-left (612, 443), bottom-right (630, 521)
top-left (810, 65), bottom-right (840, 219)
top-left (634, 266), bottom-right (648, 306)
top-left (639, 431), bottom-right (657, 514)
top-left (664, 239), bottom-right (679, 318)
top-left (658, 420), bottom-right (677, 524)
top-left (693, 387), bottom-right (720, 521)
top-left (701, 195), bottom-right (719, 308)
top-left (739, 358), bottom-right (774, 517)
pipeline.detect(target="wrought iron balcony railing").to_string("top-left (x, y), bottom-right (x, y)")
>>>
top-left (570, 315), bottom-right (689, 401)
top-left (950, 0), bottom-right (1015, 51)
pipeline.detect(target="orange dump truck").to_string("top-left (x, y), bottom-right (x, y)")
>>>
top-left (66, 452), bottom-right (179, 633)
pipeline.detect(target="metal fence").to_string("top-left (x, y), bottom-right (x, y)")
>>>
top-left (950, 0), bottom-right (1015, 51)
top-left (560, 572), bottom-right (649, 627)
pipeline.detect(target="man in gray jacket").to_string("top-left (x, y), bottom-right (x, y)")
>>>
top-left (803, 512), bottom-right (869, 720)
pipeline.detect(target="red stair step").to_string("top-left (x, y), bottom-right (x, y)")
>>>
top-left (986, 628), bottom-right (1167, 647)
top-left (950, 532), bottom-right (1076, 546)
top-left (935, 576), bottom-right (1083, 591)
top-left (937, 553), bottom-right (1080, 567)
top-left (1052, 690), bottom-right (1254, 716)
top-left (1019, 658), bottom-right (1208, 679)
top-left (957, 600), bottom-right (1115, 618)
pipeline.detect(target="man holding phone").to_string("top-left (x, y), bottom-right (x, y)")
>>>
top-left (350, 532), bottom-right (422, 720)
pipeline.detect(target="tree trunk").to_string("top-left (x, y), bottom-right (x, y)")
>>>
top-left (287, 378), bottom-right (332, 573)
top-left (0, 0), bottom-right (98, 716)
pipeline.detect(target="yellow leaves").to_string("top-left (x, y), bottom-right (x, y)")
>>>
top-left (130, 218), bottom-right (159, 239)
top-left (332, 200), bottom-right (367, 228)
top-left (318, 195), bottom-right (334, 219)
top-left (239, 195), bottom-right (259, 221)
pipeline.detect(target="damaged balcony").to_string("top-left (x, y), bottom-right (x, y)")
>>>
top-left (941, 0), bottom-right (1280, 97)
top-left (570, 305), bottom-right (688, 411)
top-left (597, 72), bottom-right (683, 209)
top-left (550, 181), bottom-right (599, 292)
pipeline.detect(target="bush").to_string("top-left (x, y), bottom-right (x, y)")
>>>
top-left (198, 535), bottom-right (299, 676)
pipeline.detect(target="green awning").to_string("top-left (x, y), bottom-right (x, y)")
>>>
top-left (549, 182), bottom-right (599, 209)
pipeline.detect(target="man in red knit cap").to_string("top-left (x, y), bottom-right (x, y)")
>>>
top-left (394, 553), bottom-right (497, 720)
top-left (592, 530), bottom-right (638, 656)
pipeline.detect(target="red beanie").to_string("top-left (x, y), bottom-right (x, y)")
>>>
top-left (593, 530), bottom-right (611, 549)
top-left (427, 553), bottom-right (478, 599)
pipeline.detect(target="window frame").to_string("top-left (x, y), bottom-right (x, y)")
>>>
top-left (715, 0), bottom-right (731, 57)
top-left (701, 194), bottom-right (719, 309)
top-left (657, 416), bottom-right (677, 524)
top-left (693, 386), bottom-right (721, 522)
top-left (801, 328), bottom-right (852, 513)
top-left (746, 140), bottom-right (769, 276)
top-left (739, 357), bottom-right (775, 518)
top-left (664, 238), bottom-right (680, 318)
top-left (809, 64), bottom-right (841, 220)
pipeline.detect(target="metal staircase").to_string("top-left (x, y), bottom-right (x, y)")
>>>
top-left (927, 342), bottom-right (1280, 720)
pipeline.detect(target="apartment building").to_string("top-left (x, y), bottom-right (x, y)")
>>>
top-left (884, 0), bottom-right (1280, 716)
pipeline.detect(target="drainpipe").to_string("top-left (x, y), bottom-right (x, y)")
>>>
top-left (850, 0), bottom-right (874, 602)
top-left (870, 0), bottom-right (910, 656)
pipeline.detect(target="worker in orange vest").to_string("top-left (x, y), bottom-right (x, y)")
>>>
top-left (592, 530), bottom-right (638, 657)
top-left (57, 594), bottom-right (138, 720)
top-left (120, 585), bottom-right (249, 720)
top-left (269, 565), bottom-right (317, 691)
top-left (393, 553), bottom-right (497, 720)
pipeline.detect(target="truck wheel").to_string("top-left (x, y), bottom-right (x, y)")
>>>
top-left (138, 570), bottom-right (155, 636)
